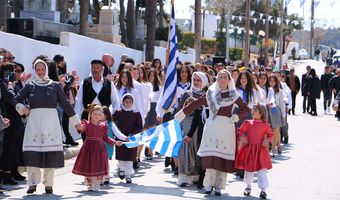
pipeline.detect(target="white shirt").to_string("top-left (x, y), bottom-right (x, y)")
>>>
top-left (275, 89), bottom-right (287, 117)
top-left (281, 82), bottom-right (292, 109)
top-left (74, 77), bottom-right (120, 118)
top-left (260, 86), bottom-right (275, 106)
top-left (236, 88), bottom-right (263, 109)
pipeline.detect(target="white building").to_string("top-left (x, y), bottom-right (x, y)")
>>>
top-left (191, 13), bottom-right (219, 39)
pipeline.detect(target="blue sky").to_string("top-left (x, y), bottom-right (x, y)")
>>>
top-left (165, 0), bottom-right (340, 29)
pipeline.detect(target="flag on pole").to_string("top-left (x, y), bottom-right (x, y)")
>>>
top-left (124, 120), bottom-right (183, 157)
top-left (159, 0), bottom-right (178, 113)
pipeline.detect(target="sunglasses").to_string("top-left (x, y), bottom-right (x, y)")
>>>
top-left (15, 69), bottom-right (22, 73)
top-left (5, 56), bottom-right (15, 60)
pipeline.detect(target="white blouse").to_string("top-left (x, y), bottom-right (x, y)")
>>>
top-left (236, 88), bottom-right (263, 109)
top-left (259, 86), bottom-right (275, 106)
top-left (274, 89), bottom-right (287, 117)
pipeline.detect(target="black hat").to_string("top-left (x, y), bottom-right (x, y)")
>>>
top-left (14, 62), bottom-right (25, 72)
top-left (91, 59), bottom-right (103, 65)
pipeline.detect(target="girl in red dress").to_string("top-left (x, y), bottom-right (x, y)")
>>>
top-left (235, 104), bottom-right (274, 199)
top-left (72, 105), bottom-right (122, 191)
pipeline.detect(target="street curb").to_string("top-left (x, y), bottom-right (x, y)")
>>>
top-left (63, 139), bottom-right (83, 160)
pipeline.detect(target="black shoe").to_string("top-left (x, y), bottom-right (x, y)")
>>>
top-left (133, 160), bottom-right (140, 169)
top-left (260, 191), bottom-right (267, 199)
top-left (180, 183), bottom-right (189, 187)
top-left (126, 178), bottom-right (132, 184)
top-left (26, 185), bottom-right (36, 194)
top-left (164, 157), bottom-right (171, 167)
top-left (283, 136), bottom-right (289, 144)
top-left (244, 188), bottom-right (251, 196)
top-left (144, 148), bottom-right (149, 157)
top-left (11, 170), bottom-right (26, 181)
top-left (205, 187), bottom-right (213, 194)
top-left (196, 182), bottom-right (204, 189)
top-left (3, 173), bottom-right (18, 185)
top-left (45, 186), bottom-right (53, 194)
top-left (118, 171), bottom-right (125, 180)
top-left (173, 167), bottom-right (178, 175)
top-left (103, 180), bottom-right (109, 185)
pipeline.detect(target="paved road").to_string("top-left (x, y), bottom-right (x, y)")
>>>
top-left (3, 60), bottom-right (340, 200)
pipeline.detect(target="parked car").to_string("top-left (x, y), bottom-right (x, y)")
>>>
top-left (299, 49), bottom-right (309, 60)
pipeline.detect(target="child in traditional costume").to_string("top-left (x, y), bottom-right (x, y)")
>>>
top-left (235, 104), bottom-right (274, 199)
top-left (102, 106), bottom-right (129, 185)
top-left (113, 94), bottom-right (143, 184)
top-left (72, 105), bottom-right (122, 191)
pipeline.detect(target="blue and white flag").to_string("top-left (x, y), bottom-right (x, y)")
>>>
top-left (124, 120), bottom-right (183, 157)
top-left (159, 0), bottom-right (179, 112)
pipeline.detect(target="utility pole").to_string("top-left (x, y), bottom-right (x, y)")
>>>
top-left (279, 0), bottom-right (284, 69)
top-left (226, 1), bottom-right (231, 63)
top-left (244, 0), bottom-right (250, 68)
top-left (264, 0), bottom-right (270, 67)
top-left (310, 0), bottom-right (314, 59)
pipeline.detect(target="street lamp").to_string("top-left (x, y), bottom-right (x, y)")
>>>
top-left (258, 30), bottom-right (265, 66)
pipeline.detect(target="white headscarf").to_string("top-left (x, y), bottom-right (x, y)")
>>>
top-left (121, 93), bottom-right (138, 112)
top-left (32, 59), bottom-right (51, 84)
top-left (206, 69), bottom-right (238, 116)
top-left (191, 71), bottom-right (209, 93)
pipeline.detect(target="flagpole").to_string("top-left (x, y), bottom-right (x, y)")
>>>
top-left (244, 0), bottom-right (250, 68)
top-left (310, 0), bottom-right (314, 59)
top-left (165, 0), bottom-right (173, 68)
top-left (265, 0), bottom-right (270, 67)
top-left (279, 0), bottom-right (284, 69)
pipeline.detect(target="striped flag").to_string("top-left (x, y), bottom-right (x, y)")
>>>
top-left (123, 120), bottom-right (183, 157)
top-left (159, 0), bottom-right (179, 112)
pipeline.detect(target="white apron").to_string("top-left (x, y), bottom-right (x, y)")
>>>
top-left (23, 108), bottom-right (63, 152)
top-left (197, 115), bottom-right (236, 161)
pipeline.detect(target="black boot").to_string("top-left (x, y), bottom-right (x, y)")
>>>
top-left (1, 172), bottom-right (18, 185)
top-left (11, 169), bottom-right (26, 181)
top-left (197, 169), bottom-right (205, 189)
top-left (283, 136), bottom-right (289, 144)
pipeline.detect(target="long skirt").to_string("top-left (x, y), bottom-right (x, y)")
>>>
top-left (178, 115), bottom-right (198, 176)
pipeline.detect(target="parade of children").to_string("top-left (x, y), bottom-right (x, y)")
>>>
top-left (1, 49), bottom-right (336, 199)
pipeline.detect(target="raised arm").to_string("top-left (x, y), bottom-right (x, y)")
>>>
top-left (174, 95), bottom-right (207, 122)
top-left (55, 82), bottom-right (81, 126)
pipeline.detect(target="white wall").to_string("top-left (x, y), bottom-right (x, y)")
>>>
top-left (191, 13), bottom-right (219, 39)
top-left (0, 32), bottom-right (194, 79)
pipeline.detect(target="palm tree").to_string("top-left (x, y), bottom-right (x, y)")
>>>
top-left (158, 0), bottom-right (164, 28)
top-left (80, 0), bottom-right (89, 35)
top-left (126, 0), bottom-right (136, 48)
top-left (194, 0), bottom-right (202, 63)
top-left (119, 0), bottom-right (128, 45)
top-left (145, 0), bottom-right (156, 61)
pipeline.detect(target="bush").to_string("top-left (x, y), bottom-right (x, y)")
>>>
top-left (179, 32), bottom-right (195, 49)
top-left (202, 38), bottom-right (216, 54)
top-left (156, 25), bottom-right (183, 43)
top-left (229, 48), bottom-right (243, 61)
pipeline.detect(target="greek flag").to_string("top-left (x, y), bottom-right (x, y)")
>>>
top-left (123, 120), bottom-right (183, 157)
top-left (159, 1), bottom-right (179, 112)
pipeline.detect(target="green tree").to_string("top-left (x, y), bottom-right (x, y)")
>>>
top-left (215, 8), bottom-right (226, 56)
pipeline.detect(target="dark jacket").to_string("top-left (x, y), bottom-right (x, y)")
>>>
top-left (320, 73), bottom-right (333, 91)
top-left (328, 75), bottom-right (340, 94)
top-left (286, 75), bottom-right (300, 94)
top-left (301, 73), bottom-right (309, 96)
top-left (305, 76), bottom-right (321, 99)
